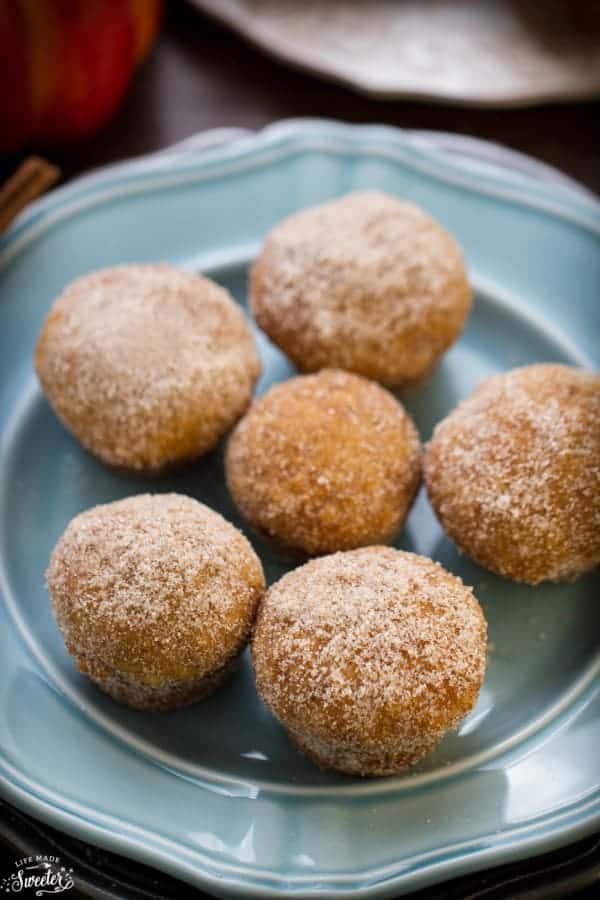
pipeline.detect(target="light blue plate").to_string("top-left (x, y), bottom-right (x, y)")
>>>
top-left (0, 120), bottom-right (599, 899)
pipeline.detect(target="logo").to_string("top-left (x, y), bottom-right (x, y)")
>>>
top-left (1, 857), bottom-right (74, 896)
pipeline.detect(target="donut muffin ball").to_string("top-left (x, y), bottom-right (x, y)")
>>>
top-left (46, 494), bottom-right (265, 711)
top-left (225, 369), bottom-right (421, 556)
top-left (35, 264), bottom-right (261, 472)
top-left (424, 364), bottom-right (600, 584)
top-left (251, 190), bottom-right (471, 388)
top-left (252, 547), bottom-right (487, 776)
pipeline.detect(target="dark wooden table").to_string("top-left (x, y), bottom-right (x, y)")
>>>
top-left (1, 3), bottom-right (599, 898)
top-left (2, 2), bottom-right (598, 192)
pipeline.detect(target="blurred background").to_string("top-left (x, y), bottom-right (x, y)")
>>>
top-left (0, 0), bottom-right (599, 196)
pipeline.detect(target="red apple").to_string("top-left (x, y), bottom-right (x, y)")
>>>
top-left (0, 0), bottom-right (162, 152)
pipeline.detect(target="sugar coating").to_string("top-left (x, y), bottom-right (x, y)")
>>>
top-left (424, 364), bottom-right (600, 584)
top-left (251, 190), bottom-right (471, 387)
top-left (87, 653), bottom-right (241, 712)
top-left (46, 494), bottom-right (265, 710)
top-left (252, 547), bottom-right (487, 776)
top-left (225, 369), bottom-right (422, 556)
top-left (35, 264), bottom-right (261, 471)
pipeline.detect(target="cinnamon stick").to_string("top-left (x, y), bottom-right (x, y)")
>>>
top-left (0, 156), bottom-right (60, 233)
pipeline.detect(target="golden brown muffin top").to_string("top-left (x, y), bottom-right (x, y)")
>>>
top-left (47, 494), bottom-right (265, 686)
top-left (226, 369), bottom-right (421, 555)
top-left (424, 364), bottom-right (600, 584)
top-left (253, 547), bottom-right (487, 772)
top-left (35, 264), bottom-right (260, 470)
top-left (251, 190), bottom-right (471, 386)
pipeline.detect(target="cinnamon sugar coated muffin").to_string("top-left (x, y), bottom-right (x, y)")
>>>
top-left (225, 369), bottom-right (421, 556)
top-left (424, 364), bottom-right (600, 584)
top-left (46, 494), bottom-right (265, 710)
top-left (35, 264), bottom-right (261, 472)
top-left (252, 547), bottom-right (487, 776)
top-left (251, 190), bottom-right (471, 387)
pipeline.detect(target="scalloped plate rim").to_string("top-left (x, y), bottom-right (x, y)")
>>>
top-left (0, 121), bottom-right (599, 899)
